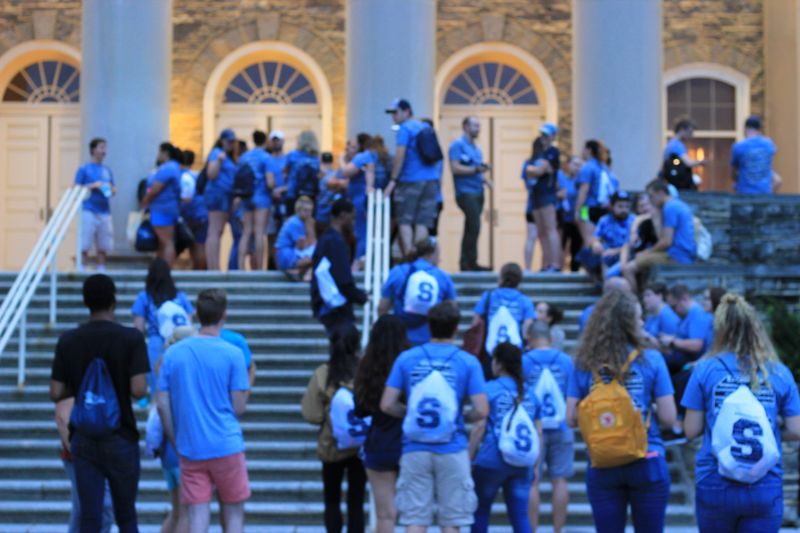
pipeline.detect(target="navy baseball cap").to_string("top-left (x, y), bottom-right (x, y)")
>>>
top-left (220, 128), bottom-right (236, 141)
top-left (611, 190), bottom-right (632, 204)
top-left (744, 115), bottom-right (762, 130)
top-left (385, 98), bottom-right (412, 114)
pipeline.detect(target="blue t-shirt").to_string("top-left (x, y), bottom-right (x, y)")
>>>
top-left (179, 170), bottom-right (208, 222)
top-left (594, 213), bottom-right (634, 250)
top-left (266, 154), bottom-right (287, 189)
top-left (381, 259), bottom-right (457, 345)
top-left (75, 162), bottom-right (114, 214)
top-left (578, 304), bottom-right (594, 333)
top-left (663, 137), bottom-right (688, 161)
top-left (677, 303), bottom-right (713, 350)
top-left (568, 349), bottom-right (674, 456)
top-left (350, 150), bottom-right (375, 189)
top-left (316, 169), bottom-right (339, 223)
top-left (238, 147), bottom-right (270, 193)
top-left (374, 153), bottom-right (391, 190)
top-left (558, 171), bottom-right (578, 222)
top-left (644, 304), bottom-right (681, 338)
top-left (131, 290), bottom-right (194, 339)
top-left (206, 147), bottom-right (236, 194)
top-left (385, 342), bottom-right (486, 454)
top-left (522, 348), bottom-right (574, 433)
top-left (449, 135), bottom-right (484, 196)
top-left (396, 119), bottom-right (440, 183)
top-left (158, 336), bottom-right (250, 461)
top-left (285, 150), bottom-right (320, 198)
top-left (576, 158), bottom-right (612, 207)
top-left (474, 375), bottom-right (540, 469)
top-left (663, 198), bottom-right (696, 263)
top-left (147, 160), bottom-right (182, 213)
top-left (473, 288), bottom-right (535, 325)
top-left (220, 328), bottom-right (252, 369)
top-left (730, 136), bottom-right (776, 194)
top-left (276, 214), bottom-right (306, 252)
top-left (681, 352), bottom-right (800, 481)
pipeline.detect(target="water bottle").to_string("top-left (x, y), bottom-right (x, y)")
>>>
top-left (101, 183), bottom-right (112, 198)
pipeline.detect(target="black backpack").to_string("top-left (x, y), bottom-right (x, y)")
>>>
top-left (661, 153), bottom-right (696, 190)
top-left (195, 166), bottom-right (208, 195)
top-left (416, 126), bottom-right (444, 165)
top-left (231, 163), bottom-right (256, 198)
top-left (295, 160), bottom-right (319, 197)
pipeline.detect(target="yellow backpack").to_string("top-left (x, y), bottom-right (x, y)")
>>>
top-left (577, 350), bottom-right (650, 468)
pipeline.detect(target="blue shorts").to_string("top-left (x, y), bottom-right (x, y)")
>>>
top-left (276, 248), bottom-right (298, 270)
top-left (532, 192), bottom-right (558, 210)
top-left (162, 466), bottom-right (180, 491)
top-left (150, 209), bottom-right (179, 227)
top-left (204, 188), bottom-right (231, 213)
top-left (538, 429), bottom-right (575, 479)
top-left (361, 448), bottom-right (401, 472)
top-left (187, 218), bottom-right (208, 244)
top-left (250, 190), bottom-right (272, 210)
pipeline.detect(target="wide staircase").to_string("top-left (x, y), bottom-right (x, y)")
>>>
top-left (0, 270), bottom-right (697, 532)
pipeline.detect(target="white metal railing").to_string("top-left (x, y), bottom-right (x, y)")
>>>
top-left (0, 185), bottom-right (87, 387)
top-left (361, 189), bottom-right (391, 348)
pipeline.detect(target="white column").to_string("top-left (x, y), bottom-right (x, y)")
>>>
top-left (572, 0), bottom-right (662, 190)
top-left (81, 0), bottom-right (173, 251)
top-left (346, 0), bottom-right (436, 144)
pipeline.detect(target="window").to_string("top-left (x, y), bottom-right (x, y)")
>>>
top-left (222, 61), bottom-right (317, 104)
top-left (443, 62), bottom-right (538, 105)
top-left (665, 76), bottom-right (740, 191)
top-left (2, 60), bottom-right (80, 103)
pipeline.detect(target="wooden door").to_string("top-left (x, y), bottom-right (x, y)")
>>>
top-left (0, 115), bottom-right (49, 270)
top-left (49, 113), bottom-right (81, 270)
top-left (270, 107), bottom-right (323, 153)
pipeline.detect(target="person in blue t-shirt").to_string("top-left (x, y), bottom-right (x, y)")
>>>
top-left (378, 237), bottom-right (457, 346)
top-left (470, 342), bottom-right (542, 533)
top-left (682, 294), bottom-right (800, 532)
top-left (449, 116), bottom-right (492, 272)
top-left (578, 276), bottom-right (632, 334)
top-left (574, 140), bottom-right (618, 269)
top-left (523, 322), bottom-right (574, 533)
top-left (205, 129), bottom-right (237, 271)
top-left (275, 196), bottom-right (316, 280)
top-left (663, 118), bottom-right (705, 169)
top-left (179, 150), bottom-right (208, 270)
top-left (622, 178), bottom-right (697, 292)
top-left (157, 289), bottom-right (251, 531)
top-left (731, 115), bottom-right (780, 195)
top-left (383, 98), bottom-right (441, 259)
top-left (75, 137), bottom-right (116, 271)
top-left (342, 133), bottom-right (378, 260)
top-left (316, 152), bottom-right (347, 230)
top-left (659, 284), bottom-right (713, 375)
top-left (141, 143), bottom-right (183, 266)
top-left (236, 130), bottom-right (272, 270)
top-left (642, 283), bottom-right (680, 345)
top-left (380, 301), bottom-right (488, 531)
top-left (523, 124), bottom-right (562, 272)
top-left (558, 156), bottom-right (584, 272)
top-left (589, 191), bottom-right (634, 279)
top-left (471, 262), bottom-right (535, 354)
top-left (283, 131), bottom-right (321, 216)
top-left (566, 291), bottom-right (677, 533)
top-left (265, 131), bottom-right (288, 267)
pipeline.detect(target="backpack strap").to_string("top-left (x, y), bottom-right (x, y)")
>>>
top-left (618, 349), bottom-right (641, 380)
top-left (717, 357), bottom-right (738, 380)
top-left (484, 290), bottom-right (494, 323)
top-left (421, 345), bottom-right (459, 372)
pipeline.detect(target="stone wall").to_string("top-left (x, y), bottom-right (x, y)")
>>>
top-left (0, 2), bottom-right (80, 50)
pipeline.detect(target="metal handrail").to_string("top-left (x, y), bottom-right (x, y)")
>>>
top-left (361, 189), bottom-right (391, 348)
top-left (0, 185), bottom-right (87, 387)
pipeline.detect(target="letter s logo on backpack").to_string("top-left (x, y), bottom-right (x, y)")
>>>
top-left (157, 300), bottom-right (190, 341)
top-left (485, 304), bottom-right (522, 354)
top-left (330, 388), bottom-right (371, 450)
top-left (403, 269), bottom-right (440, 316)
top-left (533, 365), bottom-right (567, 430)
top-left (498, 404), bottom-right (540, 467)
top-left (711, 385), bottom-right (779, 483)
top-left (403, 368), bottom-right (458, 444)
top-left (415, 397), bottom-right (441, 428)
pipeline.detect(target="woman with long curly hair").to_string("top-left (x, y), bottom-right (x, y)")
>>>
top-left (353, 316), bottom-right (410, 533)
top-left (682, 294), bottom-right (800, 533)
top-left (566, 290), bottom-right (677, 533)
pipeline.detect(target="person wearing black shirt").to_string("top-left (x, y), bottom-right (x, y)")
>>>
top-left (311, 198), bottom-right (368, 335)
top-left (50, 274), bottom-right (149, 533)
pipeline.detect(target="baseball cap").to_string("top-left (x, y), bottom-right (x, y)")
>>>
top-left (744, 115), bottom-right (762, 131)
top-left (220, 128), bottom-right (236, 141)
top-left (269, 130), bottom-right (285, 141)
top-left (611, 190), bottom-right (631, 204)
top-left (385, 98), bottom-right (412, 114)
top-left (540, 123), bottom-right (558, 137)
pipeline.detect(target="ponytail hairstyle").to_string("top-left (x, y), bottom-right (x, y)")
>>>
top-left (499, 263), bottom-right (523, 288)
top-left (585, 139), bottom-right (609, 165)
top-left (326, 322), bottom-right (361, 390)
top-left (159, 142), bottom-right (182, 162)
top-left (356, 132), bottom-right (372, 153)
top-left (369, 135), bottom-right (391, 167)
top-left (493, 342), bottom-right (525, 404)
top-left (710, 293), bottom-right (779, 392)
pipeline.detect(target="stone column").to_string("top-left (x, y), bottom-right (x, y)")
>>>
top-left (81, 0), bottom-right (173, 251)
top-left (572, 0), bottom-right (662, 190)
top-left (346, 0), bottom-right (436, 145)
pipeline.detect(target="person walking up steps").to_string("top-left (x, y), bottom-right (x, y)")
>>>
top-left (75, 138), bottom-right (116, 271)
top-left (682, 294), bottom-right (800, 533)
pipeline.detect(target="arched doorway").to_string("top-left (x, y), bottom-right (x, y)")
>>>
top-left (0, 42), bottom-right (82, 270)
top-left (435, 44), bottom-right (557, 272)
top-left (203, 42), bottom-right (333, 153)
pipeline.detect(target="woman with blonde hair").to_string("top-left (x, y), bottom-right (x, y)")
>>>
top-left (566, 290), bottom-right (677, 533)
top-left (682, 293), bottom-right (800, 533)
top-left (283, 130), bottom-right (321, 216)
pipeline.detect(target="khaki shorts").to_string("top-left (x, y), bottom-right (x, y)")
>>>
top-left (634, 250), bottom-right (674, 270)
top-left (393, 180), bottom-right (439, 227)
top-left (395, 450), bottom-right (477, 527)
top-left (80, 210), bottom-right (114, 253)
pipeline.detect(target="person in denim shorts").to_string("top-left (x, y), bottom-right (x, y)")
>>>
top-left (204, 129), bottom-right (237, 270)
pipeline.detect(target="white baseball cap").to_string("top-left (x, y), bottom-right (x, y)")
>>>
top-left (269, 130), bottom-right (285, 140)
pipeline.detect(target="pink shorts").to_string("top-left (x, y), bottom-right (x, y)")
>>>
top-left (179, 452), bottom-right (251, 505)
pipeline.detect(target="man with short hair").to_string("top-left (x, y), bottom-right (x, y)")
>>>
top-left (664, 118), bottom-right (704, 169)
top-left (381, 301), bottom-right (488, 532)
top-left (642, 283), bottom-right (681, 344)
top-left (589, 190), bottom-right (634, 278)
top-left (50, 274), bottom-right (149, 532)
top-left (621, 179), bottom-right (696, 292)
top-left (384, 98), bottom-right (441, 258)
top-left (660, 284), bottom-right (713, 375)
top-left (449, 116), bottom-right (492, 271)
top-left (75, 138), bottom-right (116, 271)
top-left (310, 198), bottom-right (368, 335)
top-left (158, 289), bottom-right (251, 533)
top-left (731, 115), bottom-right (781, 194)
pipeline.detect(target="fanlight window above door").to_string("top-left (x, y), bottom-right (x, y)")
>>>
top-left (223, 61), bottom-right (317, 104)
top-left (2, 60), bottom-right (80, 103)
top-left (444, 62), bottom-right (538, 105)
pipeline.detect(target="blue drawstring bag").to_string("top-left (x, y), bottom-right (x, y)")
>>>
top-left (70, 358), bottom-right (121, 437)
top-left (135, 218), bottom-right (158, 252)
